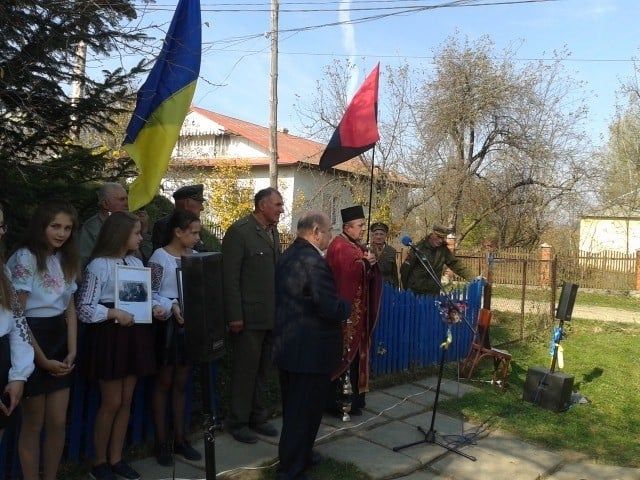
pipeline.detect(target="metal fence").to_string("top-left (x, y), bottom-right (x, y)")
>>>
top-left (0, 281), bottom-right (483, 477)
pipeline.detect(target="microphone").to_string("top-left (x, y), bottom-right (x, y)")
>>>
top-left (400, 235), bottom-right (413, 247)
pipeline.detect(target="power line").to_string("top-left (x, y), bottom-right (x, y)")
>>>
top-left (134, 0), bottom-right (558, 13)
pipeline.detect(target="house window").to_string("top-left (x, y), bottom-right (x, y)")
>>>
top-left (213, 134), bottom-right (230, 157)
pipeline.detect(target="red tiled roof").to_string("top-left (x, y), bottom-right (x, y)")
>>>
top-left (188, 106), bottom-right (368, 175)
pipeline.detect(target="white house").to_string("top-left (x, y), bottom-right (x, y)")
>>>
top-left (163, 106), bottom-right (409, 233)
top-left (579, 210), bottom-right (640, 254)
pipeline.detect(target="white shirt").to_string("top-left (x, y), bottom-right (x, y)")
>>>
top-left (148, 248), bottom-right (195, 321)
top-left (7, 248), bottom-right (77, 317)
top-left (0, 267), bottom-right (35, 382)
top-left (76, 256), bottom-right (143, 324)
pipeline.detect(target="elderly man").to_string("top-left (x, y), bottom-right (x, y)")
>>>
top-left (400, 225), bottom-right (472, 296)
top-left (370, 222), bottom-right (399, 287)
top-left (152, 184), bottom-right (206, 251)
top-left (222, 187), bottom-right (284, 444)
top-left (273, 211), bottom-right (351, 480)
top-left (78, 182), bottom-right (128, 265)
top-left (325, 206), bottom-right (382, 416)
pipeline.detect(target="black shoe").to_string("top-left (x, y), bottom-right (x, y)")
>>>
top-left (232, 426), bottom-right (258, 444)
top-left (307, 450), bottom-right (324, 468)
top-left (89, 463), bottom-right (116, 480)
top-left (110, 460), bottom-right (140, 480)
top-left (174, 440), bottom-right (202, 461)
top-left (156, 441), bottom-right (173, 467)
top-left (250, 421), bottom-right (278, 437)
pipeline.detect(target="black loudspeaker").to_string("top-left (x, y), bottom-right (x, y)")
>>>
top-left (181, 252), bottom-right (225, 362)
top-left (523, 366), bottom-right (574, 412)
top-left (556, 282), bottom-right (578, 320)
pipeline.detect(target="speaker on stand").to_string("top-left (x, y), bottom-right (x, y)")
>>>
top-left (523, 282), bottom-right (578, 412)
top-left (180, 252), bottom-right (226, 480)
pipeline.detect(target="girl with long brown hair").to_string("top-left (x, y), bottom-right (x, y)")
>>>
top-left (0, 203), bottom-right (34, 440)
top-left (7, 201), bottom-right (79, 480)
top-left (76, 211), bottom-right (164, 480)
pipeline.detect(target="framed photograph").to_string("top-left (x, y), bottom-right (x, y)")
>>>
top-left (115, 264), bottom-right (152, 324)
top-left (176, 266), bottom-right (184, 313)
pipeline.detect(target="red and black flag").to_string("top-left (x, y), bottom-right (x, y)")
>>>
top-left (319, 63), bottom-right (380, 171)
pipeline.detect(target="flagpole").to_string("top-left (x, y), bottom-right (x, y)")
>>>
top-left (366, 144), bottom-right (376, 245)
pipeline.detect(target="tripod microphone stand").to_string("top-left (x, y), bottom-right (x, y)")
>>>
top-left (392, 236), bottom-right (476, 461)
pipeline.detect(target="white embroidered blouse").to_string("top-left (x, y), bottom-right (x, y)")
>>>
top-left (7, 248), bottom-right (77, 317)
top-left (148, 248), bottom-right (195, 321)
top-left (0, 267), bottom-right (35, 382)
top-left (76, 256), bottom-right (143, 324)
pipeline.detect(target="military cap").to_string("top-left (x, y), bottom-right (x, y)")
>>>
top-left (341, 205), bottom-right (365, 223)
top-left (370, 222), bottom-right (389, 233)
top-left (173, 184), bottom-right (205, 202)
top-left (432, 224), bottom-right (453, 238)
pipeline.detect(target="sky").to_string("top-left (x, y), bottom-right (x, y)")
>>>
top-left (102, 0), bottom-right (640, 147)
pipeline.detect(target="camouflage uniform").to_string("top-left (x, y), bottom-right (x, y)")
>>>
top-left (400, 238), bottom-right (471, 295)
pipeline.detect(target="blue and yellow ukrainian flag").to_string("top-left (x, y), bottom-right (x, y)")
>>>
top-left (124, 0), bottom-right (201, 211)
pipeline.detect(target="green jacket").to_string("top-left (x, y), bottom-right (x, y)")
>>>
top-left (375, 244), bottom-right (399, 287)
top-left (400, 239), bottom-right (471, 295)
top-left (221, 213), bottom-right (280, 330)
top-left (78, 212), bottom-right (105, 267)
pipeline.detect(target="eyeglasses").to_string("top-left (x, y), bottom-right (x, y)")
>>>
top-left (0, 224), bottom-right (7, 232)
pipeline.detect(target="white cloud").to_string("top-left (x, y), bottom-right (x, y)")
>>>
top-left (339, 0), bottom-right (359, 98)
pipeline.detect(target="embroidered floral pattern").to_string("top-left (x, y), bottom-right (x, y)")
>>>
top-left (11, 262), bottom-right (33, 283)
top-left (9, 284), bottom-right (31, 345)
top-left (150, 262), bottom-right (164, 292)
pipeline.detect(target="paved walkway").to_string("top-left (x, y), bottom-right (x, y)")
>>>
top-left (492, 297), bottom-right (640, 324)
top-left (130, 376), bottom-right (640, 480)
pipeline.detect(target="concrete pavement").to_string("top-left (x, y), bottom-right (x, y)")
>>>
top-left (130, 376), bottom-right (640, 480)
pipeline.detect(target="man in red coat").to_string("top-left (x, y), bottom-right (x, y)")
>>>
top-left (325, 206), bottom-right (382, 416)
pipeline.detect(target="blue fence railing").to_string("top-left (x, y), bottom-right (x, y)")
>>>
top-left (0, 281), bottom-right (483, 477)
top-left (370, 279), bottom-right (483, 376)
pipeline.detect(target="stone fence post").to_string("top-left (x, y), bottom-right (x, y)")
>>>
top-left (539, 243), bottom-right (553, 286)
top-left (635, 250), bottom-right (640, 291)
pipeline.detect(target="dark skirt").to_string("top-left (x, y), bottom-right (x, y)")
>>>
top-left (154, 317), bottom-right (188, 367)
top-left (25, 315), bottom-right (72, 397)
top-left (0, 335), bottom-right (12, 430)
top-left (84, 320), bottom-right (156, 381)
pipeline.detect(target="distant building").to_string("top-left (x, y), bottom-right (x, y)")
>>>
top-left (163, 106), bottom-right (410, 233)
top-left (579, 208), bottom-right (640, 254)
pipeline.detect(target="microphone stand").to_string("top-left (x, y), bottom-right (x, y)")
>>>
top-left (392, 238), bottom-right (476, 461)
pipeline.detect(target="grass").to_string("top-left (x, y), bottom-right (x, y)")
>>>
top-left (439, 312), bottom-right (640, 468)
top-left (492, 285), bottom-right (640, 311)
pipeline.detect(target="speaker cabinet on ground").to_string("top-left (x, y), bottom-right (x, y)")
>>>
top-left (523, 366), bottom-right (574, 412)
top-left (181, 252), bottom-right (225, 363)
top-left (556, 282), bottom-right (578, 321)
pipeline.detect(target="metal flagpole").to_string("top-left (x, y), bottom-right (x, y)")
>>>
top-left (366, 145), bottom-right (376, 245)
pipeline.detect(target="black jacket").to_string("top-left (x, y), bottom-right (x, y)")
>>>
top-left (273, 238), bottom-right (351, 374)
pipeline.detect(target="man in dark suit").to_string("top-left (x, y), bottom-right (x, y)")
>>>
top-left (273, 211), bottom-right (351, 480)
top-left (222, 187), bottom-right (284, 444)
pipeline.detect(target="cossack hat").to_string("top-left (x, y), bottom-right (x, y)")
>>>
top-left (432, 224), bottom-right (453, 238)
top-left (341, 205), bottom-right (365, 223)
top-left (370, 222), bottom-right (389, 233)
top-left (173, 184), bottom-right (205, 202)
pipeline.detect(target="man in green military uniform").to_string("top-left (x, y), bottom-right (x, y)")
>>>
top-left (370, 222), bottom-right (399, 287)
top-left (222, 187), bottom-right (284, 444)
top-left (400, 225), bottom-right (471, 296)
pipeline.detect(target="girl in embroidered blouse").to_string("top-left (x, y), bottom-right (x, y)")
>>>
top-left (0, 203), bottom-right (35, 441)
top-left (149, 209), bottom-right (203, 465)
top-left (76, 211), bottom-right (164, 480)
top-left (6, 201), bottom-right (79, 480)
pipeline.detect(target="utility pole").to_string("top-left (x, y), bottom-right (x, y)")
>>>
top-left (268, 0), bottom-right (279, 188)
top-left (70, 40), bottom-right (87, 139)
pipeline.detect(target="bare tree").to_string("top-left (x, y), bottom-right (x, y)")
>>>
top-left (412, 36), bottom-right (591, 245)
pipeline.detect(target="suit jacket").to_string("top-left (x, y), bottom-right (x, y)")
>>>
top-left (222, 213), bottom-right (280, 330)
top-left (273, 238), bottom-right (351, 374)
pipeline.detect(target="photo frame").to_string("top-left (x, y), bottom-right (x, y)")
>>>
top-left (176, 266), bottom-right (184, 313)
top-left (115, 264), bottom-right (152, 324)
